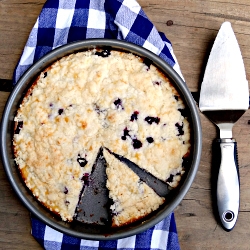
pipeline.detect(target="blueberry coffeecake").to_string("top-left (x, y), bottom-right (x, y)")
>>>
top-left (13, 48), bottom-right (191, 224)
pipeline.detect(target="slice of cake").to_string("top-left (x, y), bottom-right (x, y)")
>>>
top-left (103, 149), bottom-right (165, 227)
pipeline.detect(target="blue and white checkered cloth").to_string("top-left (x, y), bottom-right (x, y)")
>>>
top-left (13, 0), bottom-right (182, 249)
top-left (31, 213), bottom-right (179, 250)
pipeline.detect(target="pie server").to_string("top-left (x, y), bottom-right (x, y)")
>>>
top-left (199, 22), bottom-right (249, 231)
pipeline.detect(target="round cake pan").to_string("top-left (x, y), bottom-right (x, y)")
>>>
top-left (0, 39), bottom-right (202, 240)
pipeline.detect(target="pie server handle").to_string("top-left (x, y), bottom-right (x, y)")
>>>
top-left (216, 138), bottom-right (239, 231)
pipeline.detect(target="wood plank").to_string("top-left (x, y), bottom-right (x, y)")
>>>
top-left (0, 0), bottom-right (45, 80)
top-left (0, 91), bottom-right (41, 249)
top-left (175, 109), bottom-right (250, 249)
top-left (138, 0), bottom-right (250, 92)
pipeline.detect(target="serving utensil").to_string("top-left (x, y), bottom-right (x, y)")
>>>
top-left (199, 22), bottom-right (249, 231)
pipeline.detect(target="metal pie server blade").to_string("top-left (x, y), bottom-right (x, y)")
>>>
top-left (199, 22), bottom-right (249, 231)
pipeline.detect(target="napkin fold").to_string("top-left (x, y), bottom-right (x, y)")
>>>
top-left (14, 0), bottom-right (182, 249)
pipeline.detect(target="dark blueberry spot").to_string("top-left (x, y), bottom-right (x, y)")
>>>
top-left (166, 174), bottom-right (174, 182)
top-left (132, 139), bottom-right (142, 149)
top-left (77, 155), bottom-right (88, 167)
top-left (110, 207), bottom-right (121, 216)
top-left (95, 51), bottom-right (103, 57)
top-left (145, 116), bottom-right (160, 125)
top-left (64, 187), bottom-right (68, 194)
top-left (81, 173), bottom-right (90, 186)
top-left (49, 103), bottom-right (53, 108)
top-left (58, 109), bottom-right (64, 115)
top-left (43, 72), bottom-right (47, 78)
top-left (174, 95), bottom-right (179, 101)
top-left (121, 127), bottom-right (130, 140)
top-left (178, 108), bottom-right (189, 118)
top-left (153, 81), bottom-right (161, 86)
top-left (100, 217), bottom-right (109, 225)
top-left (130, 111), bottom-right (139, 121)
top-left (95, 48), bottom-right (111, 58)
top-left (143, 58), bottom-right (152, 70)
top-left (114, 98), bottom-right (123, 110)
top-left (93, 104), bottom-right (107, 116)
top-left (15, 121), bottom-right (23, 134)
top-left (114, 98), bottom-right (121, 106)
top-left (94, 103), bottom-right (101, 114)
top-left (111, 211), bottom-right (118, 216)
top-left (146, 137), bottom-right (154, 143)
top-left (175, 122), bottom-right (184, 136)
top-left (182, 156), bottom-right (190, 168)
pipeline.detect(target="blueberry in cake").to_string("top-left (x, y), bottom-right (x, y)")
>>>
top-left (13, 48), bottom-right (191, 224)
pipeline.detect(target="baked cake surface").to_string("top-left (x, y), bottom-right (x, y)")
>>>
top-left (103, 149), bottom-right (165, 227)
top-left (13, 49), bottom-right (191, 223)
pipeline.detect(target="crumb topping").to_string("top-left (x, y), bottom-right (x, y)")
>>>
top-left (13, 49), bottom-right (191, 222)
top-left (103, 149), bottom-right (165, 227)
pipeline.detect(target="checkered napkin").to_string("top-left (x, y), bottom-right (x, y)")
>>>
top-left (31, 213), bottom-right (179, 250)
top-left (13, 0), bottom-right (182, 249)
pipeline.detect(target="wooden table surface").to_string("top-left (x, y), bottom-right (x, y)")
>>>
top-left (1, 0), bottom-right (250, 249)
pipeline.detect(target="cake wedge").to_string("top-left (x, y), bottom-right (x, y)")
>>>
top-left (103, 149), bottom-right (165, 227)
